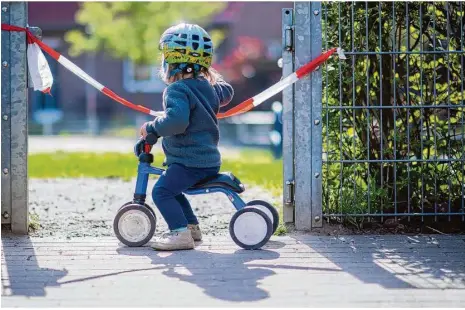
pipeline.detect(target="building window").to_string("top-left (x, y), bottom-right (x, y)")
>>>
top-left (123, 60), bottom-right (165, 93)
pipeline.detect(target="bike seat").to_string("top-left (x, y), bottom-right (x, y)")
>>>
top-left (191, 172), bottom-right (245, 193)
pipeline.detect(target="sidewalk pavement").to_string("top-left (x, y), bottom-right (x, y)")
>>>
top-left (2, 234), bottom-right (465, 307)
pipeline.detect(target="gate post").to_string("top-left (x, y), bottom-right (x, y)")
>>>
top-left (293, 1), bottom-right (323, 230)
top-left (282, 8), bottom-right (295, 223)
top-left (1, 2), bottom-right (29, 234)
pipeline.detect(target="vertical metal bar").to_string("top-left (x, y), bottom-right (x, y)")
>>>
top-left (338, 3), bottom-right (343, 218)
top-left (445, 3), bottom-right (451, 222)
top-left (406, 3), bottom-right (411, 221)
top-left (419, 3), bottom-right (425, 222)
top-left (9, 2), bottom-right (28, 234)
top-left (309, 1), bottom-right (323, 228)
top-left (293, 1), bottom-right (313, 230)
top-left (432, 3), bottom-right (438, 222)
top-left (294, 1), bottom-right (322, 230)
top-left (282, 8), bottom-right (295, 223)
top-left (460, 1), bottom-right (465, 221)
top-left (351, 2), bottom-right (357, 217)
top-left (365, 1), bottom-right (371, 216)
top-left (379, 2), bottom-right (384, 218)
top-left (1, 2), bottom-right (11, 224)
top-left (392, 2), bottom-right (398, 219)
top-left (324, 3), bottom-right (330, 217)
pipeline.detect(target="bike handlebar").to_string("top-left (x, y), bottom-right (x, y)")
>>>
top-left (145, 134), bottom-right (158, 145)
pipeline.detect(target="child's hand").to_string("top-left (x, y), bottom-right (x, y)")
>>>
top-left (134, 138), bottom-right (143, 157)
top-left (140, 122), bottom-right (149, 138)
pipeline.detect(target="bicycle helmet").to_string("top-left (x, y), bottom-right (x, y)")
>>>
top-left (159, 23), bottom-right (213, 76)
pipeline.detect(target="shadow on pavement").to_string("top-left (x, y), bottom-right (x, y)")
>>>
top-left (1, 235), bottom-right (68, 297)
top-left (293, 234), bottom-right (465, 289)
top-left (115, 239), bottom-right (342, 302)
top-left (116, 240), bottom-right (283, 302)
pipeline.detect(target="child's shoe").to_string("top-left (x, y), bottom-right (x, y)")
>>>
top-left (188, 224), bottom-right (202, 241)
top-left (151, 229), bottom-right (194, 251)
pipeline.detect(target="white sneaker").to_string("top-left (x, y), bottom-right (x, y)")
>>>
top-left (188, 224), bottom-right (202, 241)
top-left (151, 230), bottom-right (194, 251)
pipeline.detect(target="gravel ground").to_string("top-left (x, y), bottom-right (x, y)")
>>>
top-left (29, 178), bottom-right (279, 239)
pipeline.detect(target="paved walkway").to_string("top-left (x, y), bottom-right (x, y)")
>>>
top-left (2, 234), bottom-right (465, 307)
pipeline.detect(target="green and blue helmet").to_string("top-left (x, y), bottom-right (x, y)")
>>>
top-left (159, 23), bottom-right (213, 75)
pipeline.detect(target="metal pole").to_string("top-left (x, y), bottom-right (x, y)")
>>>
top-left (1, 2), bottom-right (12, 226)
top-left (308, 2), bottom-right (323, 229)
top-left (1, 2), bottom-right (29, 234)
top-left (293, 2), bottom-right (323, 230)
top-left (282, 8), bottom-right (295, 223)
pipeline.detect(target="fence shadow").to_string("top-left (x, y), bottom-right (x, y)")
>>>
top-left (293, 234), bottom-right (465, 290)
top-left (1, 235), bottom-right (68, 297)
top-left (10, 234), bottom-right (451, 302)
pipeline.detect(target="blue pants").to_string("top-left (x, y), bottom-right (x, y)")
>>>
top-left (152, 163), bottom-right (220, 231)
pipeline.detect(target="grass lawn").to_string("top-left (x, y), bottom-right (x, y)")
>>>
top-left (29, 149), bottom-right (282, 195)
top-left (29, 149), bottom-right (286, 234)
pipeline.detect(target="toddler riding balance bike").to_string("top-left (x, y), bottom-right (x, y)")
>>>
top-left (113, 134), bottom-right (279, 250)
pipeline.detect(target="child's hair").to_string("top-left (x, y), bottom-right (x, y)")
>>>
top-left (160, 63), bottom-right (223, 85)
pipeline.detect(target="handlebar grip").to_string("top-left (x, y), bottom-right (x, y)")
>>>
top-left (145, 134), bottom-right (158, 145)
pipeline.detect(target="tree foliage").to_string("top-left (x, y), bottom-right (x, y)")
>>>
top-left (322, 2), bottom-right (464, 227)
top-left (65, 2), bottom-right (226, 64)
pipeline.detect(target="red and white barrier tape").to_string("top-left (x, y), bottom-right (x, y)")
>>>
top-left (217, 47), bottom-right (346, 118)
top-left (2, 24), bottom-right (346, 119)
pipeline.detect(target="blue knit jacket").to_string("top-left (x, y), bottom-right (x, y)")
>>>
top-left (146, 77), bottom-right (234, 168)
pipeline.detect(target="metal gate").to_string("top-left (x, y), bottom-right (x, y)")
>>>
top-left (283, 2), bottom-right (465, 230)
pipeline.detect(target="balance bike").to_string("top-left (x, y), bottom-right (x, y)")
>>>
top-left (113, 134), bottom-right (279, 250)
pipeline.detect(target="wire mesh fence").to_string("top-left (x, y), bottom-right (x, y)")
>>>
top-left (321, 2), bottom-right (464, 227)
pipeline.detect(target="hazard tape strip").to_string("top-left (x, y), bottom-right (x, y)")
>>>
top-left (2, 24), bottom-right (345, 119)
top-left (218, 47), bottom-right (345, 118)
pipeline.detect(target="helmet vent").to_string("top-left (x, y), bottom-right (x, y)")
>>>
top-left (203, 37), bottom-right (211, 42)
top-left (192, 42), bottom-right (199, 50)
top-left (180, 33), bottom-right (188, 39)
top-left (204, 45), bottom-right (211, 50)
top-left (192, 34), bottom-right (200, 41)
top-left (174, 40), bottom-right (187, 46)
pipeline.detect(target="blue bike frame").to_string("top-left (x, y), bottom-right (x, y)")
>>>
top-left (134, 162), bottom-right (246, 210)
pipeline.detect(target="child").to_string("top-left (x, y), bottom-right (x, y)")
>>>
top-left (139, 23), bottom-right (234, 251)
